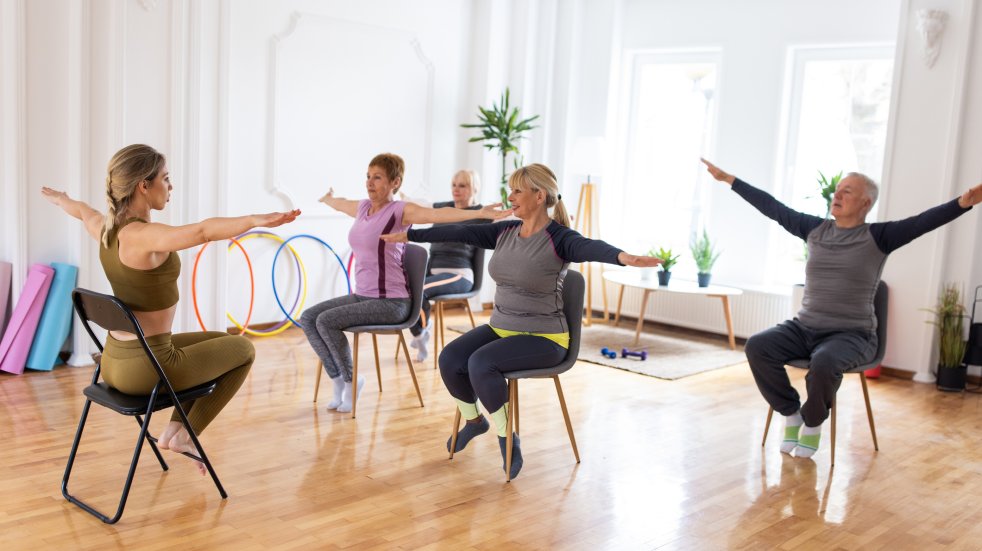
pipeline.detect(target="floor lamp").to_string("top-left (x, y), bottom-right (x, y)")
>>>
top-left (569, 137), bottom-right (608, 326)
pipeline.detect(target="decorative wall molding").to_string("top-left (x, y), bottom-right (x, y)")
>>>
top-left (267, 12), bottom-right (436, 216)
top-left (138, 0), bottom-right (158, 13)
top-left (915, 9), bottom-right (948, 68)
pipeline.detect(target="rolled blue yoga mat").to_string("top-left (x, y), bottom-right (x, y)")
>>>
top-left (26, 262), bottom-right (79, 371)
top-left (0, 261), bottom-right (11, 337)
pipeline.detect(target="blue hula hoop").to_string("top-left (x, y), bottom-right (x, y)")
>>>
top-left (233, 230), bottom-right (303, 334)
top-left (272, 234), bottom-right (352, 328)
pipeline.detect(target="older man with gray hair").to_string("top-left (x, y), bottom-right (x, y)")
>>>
top-left (701, 159), bottom-right (982, 459)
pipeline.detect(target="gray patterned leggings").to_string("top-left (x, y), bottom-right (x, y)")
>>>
top-left (300, 294), bottom-right (411, 382)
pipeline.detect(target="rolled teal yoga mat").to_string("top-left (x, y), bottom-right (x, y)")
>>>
top-left (26, 262), bottom-right (78, 371)
top-left (0, 264), bottom-right (54, 375)
top-left (0, 261), bottom-right (11, 337)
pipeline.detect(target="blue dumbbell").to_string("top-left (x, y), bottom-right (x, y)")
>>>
top-left (621, 348), bottom-right (648, 361)
top-left (600, 347), bottom-right (617, 359)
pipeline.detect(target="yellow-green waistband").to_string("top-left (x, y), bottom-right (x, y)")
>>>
top-left (489, 326), bottom-right (569, 349)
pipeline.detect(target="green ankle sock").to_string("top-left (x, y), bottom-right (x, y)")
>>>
top-left (798, 431), bottom-right (821, 451)
top-left (489, 404), bottom-right (509, 438)
top-left (454, 399), bottom-right (480, 420)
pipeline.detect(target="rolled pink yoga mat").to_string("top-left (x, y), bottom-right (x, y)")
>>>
top-left (0, 261), bottom-right (11, 337)
top-left (0, 264), bottom-right (55, 375)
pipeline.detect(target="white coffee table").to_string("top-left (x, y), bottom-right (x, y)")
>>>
top-left (602, 271), bottom-right (744, 349)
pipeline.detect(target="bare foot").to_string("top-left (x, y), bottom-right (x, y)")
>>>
top-left (157, 421), bottom-right (183, 450)
top-left (167, 429), bottom-right (207, 476)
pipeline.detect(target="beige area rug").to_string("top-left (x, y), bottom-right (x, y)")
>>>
top-left (448, 323), bottom-right (747, 380)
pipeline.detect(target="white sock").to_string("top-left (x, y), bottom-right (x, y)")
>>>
top-left (415, 335), bottom-right (429, 362)
top-left (795, 423), bottom-right (822, 459)
top-left (326, 375), bottom-right (345, 410)
top-left (336, 376), bottom-right (366, 413)
top-left (781, 410), bottom-right (803, 455)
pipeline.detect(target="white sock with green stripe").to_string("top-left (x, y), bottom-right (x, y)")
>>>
top-left (795, 423), bottom-right (822, 458)
top-left (781, 411), bottom-right (803, 455)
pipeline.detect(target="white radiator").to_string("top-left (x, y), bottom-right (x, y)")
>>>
top-left (594, 281), bottom-right (790, 340)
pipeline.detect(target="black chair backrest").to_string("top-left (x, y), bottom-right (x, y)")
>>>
top-left (402, 244), bottom-right (429, 328)
top-left (870, 281), bottom-right (889, 365)
top-left (72, 289), bottom-right (147, 351)
top-left (561, 270), bottom-right (586, 362)
top-left (470, 248), bottom-right (485, 294)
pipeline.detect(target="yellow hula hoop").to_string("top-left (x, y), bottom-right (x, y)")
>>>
top-left (226, 232), bottom-right (309, 337)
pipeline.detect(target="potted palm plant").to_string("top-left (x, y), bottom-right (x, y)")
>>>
top-left (461, 88), bottom-right (539, 206)
top-left (926, 283), bottom-right (969, 391)
top-left (649, 247), bottom-right (680, 286)
top-left (690, 229), bottom-right (721, 287)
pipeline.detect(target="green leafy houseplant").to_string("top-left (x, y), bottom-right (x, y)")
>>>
top-left (689, 229), bottom-right (721, 274)
top-left (816, 170), bottom-right (843, 218)
top-left (925, 283), bottom-right (969, 390)
top-left (649, 247), bottom-right (680, 272)
top-left (461, 88), bottom-right (539, 206)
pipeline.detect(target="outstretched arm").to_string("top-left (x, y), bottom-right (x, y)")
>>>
top-left (318, 188), bottom-right (360, 218)
top-left (125, 210), bottom-right (301, 254)
top-left (402, 201), bottom-right (513, 225)
top-left (701, 158), bottom-right (823, 241)
top-left (382, 221), bottom-right (509, 250)
top-left (549, 225), bottom-right (659, 267)
top-left (41, 187), bottom-right (105, 241)
top-left (871, 182), bottom-right (980, 254)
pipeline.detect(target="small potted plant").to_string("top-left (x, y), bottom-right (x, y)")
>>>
top-left (925, 283), bottom-right (969, 391)
top-left (689, 229), bottom-right (721, 287)
top-left (649, 247), bottom-right (680, 286)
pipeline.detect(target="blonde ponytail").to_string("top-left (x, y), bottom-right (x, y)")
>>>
top-left (507, 163), bottom-right (570, 227)
top-left (100, 144), bottom-right (166, 247)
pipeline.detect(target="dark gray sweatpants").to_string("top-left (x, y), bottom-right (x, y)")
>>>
top-left (300, 294), bottom-right (411, 382)
top-left (744, 319), bottom-right (877, 427)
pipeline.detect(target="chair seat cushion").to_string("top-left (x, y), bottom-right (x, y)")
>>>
top-left (345, 324), bottom-right (407, 333)
top-left (84, 381), bottom-right (218, 416)
top-left (431, 292), bottom-right (479, 302)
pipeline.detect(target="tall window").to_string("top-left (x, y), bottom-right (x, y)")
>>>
top-left (621, 52), bottom-right (719, 264)
top-left (772, 46), bottom-right (894, 284)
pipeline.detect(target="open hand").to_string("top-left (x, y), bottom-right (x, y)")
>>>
top-left (959, 182), bottom-right (982, 208)
top-left (478, 202), bottom-right (515, 220)
top-left (380, 232), bottom-right (409, 243)
top-left (256, 209), bottom-right (301, 228)
top-left (700, 158), bottom-right (735, 185)
top-left (41, 187), bottom-right (69, 206)
top-left (318, 188), bottom-right (335, 203)
top-left (618, 252), bottom-right (663, 268)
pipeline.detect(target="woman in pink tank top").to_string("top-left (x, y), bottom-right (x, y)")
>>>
top-left (300, 153), bottom-right (511, 414)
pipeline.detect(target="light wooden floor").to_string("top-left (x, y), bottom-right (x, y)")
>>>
top-left (2, 310), bottom-right (982, 550)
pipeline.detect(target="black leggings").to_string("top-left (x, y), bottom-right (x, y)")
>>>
top-left (438, 324), bottom-right (566, 412)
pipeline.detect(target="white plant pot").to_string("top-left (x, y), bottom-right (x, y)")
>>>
top-left (640, 267), bottom-right (656, 282)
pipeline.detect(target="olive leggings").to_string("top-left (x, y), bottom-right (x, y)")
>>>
top-left (101, 331), bottom-right (255, 434)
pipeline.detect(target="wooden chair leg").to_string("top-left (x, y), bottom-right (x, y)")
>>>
top-left (514, 380), bottom-right (520, 435)
top-left (506, 380), bottom-right (516, 482)
top-left (439, 302), bottom-right (447, 350)
top-left (762, 407), bottom-right (774, 447)
top-left (554, 376), bottom-right (580, 463)
top-left (860, 372), bottom-right (879, 451)
top-left (352, 333), bottom-right (359, 419)
top-left (449, 408), bottom-right (461, 460)
top-left (314, 360), bottom-right (323, 403)
top-left (434, 302), bottom-right (442, 370)
top-left (463, 300), bottom-right (476, 328)
top-left (399, 332), bottom-right (424, 407)
top-left (829, 397), bottom-right (835, 468)
top-left (372, 334), bottom-right (382, 393)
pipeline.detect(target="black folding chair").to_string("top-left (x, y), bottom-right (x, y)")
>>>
top-left (62, 288), bottom-right (227, 524)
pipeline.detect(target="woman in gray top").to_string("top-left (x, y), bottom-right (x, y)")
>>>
top-left (383, 164), bottom-right (661, 478)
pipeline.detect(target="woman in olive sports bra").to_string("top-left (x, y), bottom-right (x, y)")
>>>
top-left (42, 144), bottom-right (299, 474)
